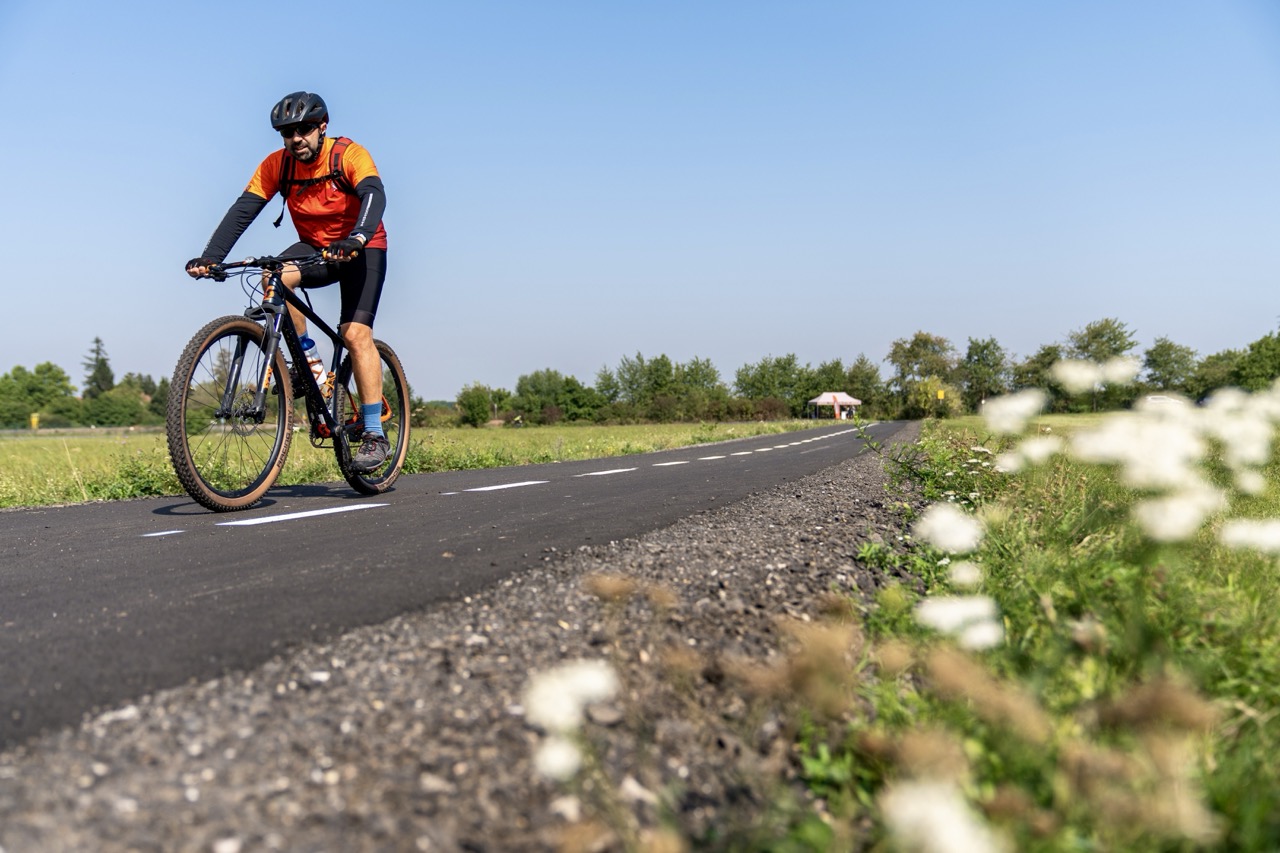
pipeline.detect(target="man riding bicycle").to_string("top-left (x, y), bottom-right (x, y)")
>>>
top-left (186, 91), bottom-right (391, 472)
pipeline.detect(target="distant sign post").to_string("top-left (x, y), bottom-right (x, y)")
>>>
top-left (29, 413), bottom-right (39, 430)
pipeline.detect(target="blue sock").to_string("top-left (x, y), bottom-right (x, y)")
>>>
top-left (361, 402), bottom-right (384, 437)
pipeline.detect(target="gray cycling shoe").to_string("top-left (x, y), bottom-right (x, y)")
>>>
top-left (352, 432), bottom-right (390, 473)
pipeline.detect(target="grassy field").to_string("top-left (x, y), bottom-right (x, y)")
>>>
top-left (0, 420), bottom-right (834, 509)
top-left (798, 404), bottom-right (1280, 850)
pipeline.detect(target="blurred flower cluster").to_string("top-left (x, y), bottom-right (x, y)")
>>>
top-left (523, 659), bottom-right (619, 781)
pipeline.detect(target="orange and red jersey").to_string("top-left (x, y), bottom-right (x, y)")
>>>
top-left (246, 137), bottom-right (388, 251)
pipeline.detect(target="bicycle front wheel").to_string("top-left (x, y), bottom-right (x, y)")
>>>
top-left (166, 315), bottom-right (294, 511)
top-left (332, 339), bottom-right (410, 494)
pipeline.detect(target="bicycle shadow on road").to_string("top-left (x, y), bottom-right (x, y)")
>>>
top-left (151, 482), bottom-right (388, 516)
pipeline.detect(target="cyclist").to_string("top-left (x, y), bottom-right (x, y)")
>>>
top-left (186, 91), bottom-right (391, 472)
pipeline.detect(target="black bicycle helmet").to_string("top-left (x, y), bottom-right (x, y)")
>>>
top-left (270, 91), bottom-right (328, 129)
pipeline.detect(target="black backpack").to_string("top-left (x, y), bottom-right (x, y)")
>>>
top-left (273, 136), bottom-right (355, 227)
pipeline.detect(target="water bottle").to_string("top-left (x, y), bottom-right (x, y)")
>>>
top-left (300, 335), bottom-right (325, 389)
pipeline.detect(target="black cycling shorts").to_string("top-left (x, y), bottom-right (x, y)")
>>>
top-left (281, 241), bottom-right (387, 328)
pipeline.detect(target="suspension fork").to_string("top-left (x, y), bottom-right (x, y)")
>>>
top-left (232, 270), bottom-right (289, 423)
top-left (214, 334), bottom-right (253, 419)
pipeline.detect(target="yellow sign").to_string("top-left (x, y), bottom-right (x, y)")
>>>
top-left (29, 413), bottom-right (39, 429)
top-left (937, 390), bottom-right (945, 400)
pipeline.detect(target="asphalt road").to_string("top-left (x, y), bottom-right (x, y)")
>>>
top-left (0, 421), bottom-right (907, 749)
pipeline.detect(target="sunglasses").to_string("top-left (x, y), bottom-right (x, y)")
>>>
top-left (279, 122), bottom-right (318, 139)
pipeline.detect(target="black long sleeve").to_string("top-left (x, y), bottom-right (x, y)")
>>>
top-left (350, 176), bottom-right (386, 243)
top-left (201, 192), bottom-right (269, 261)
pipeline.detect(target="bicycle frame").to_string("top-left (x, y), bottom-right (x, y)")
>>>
top-left (223, 260), bottom-right (352, 444)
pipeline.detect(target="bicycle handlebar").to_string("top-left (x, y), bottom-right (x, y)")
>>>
top-left (194, 252), bottom-right (340, 281)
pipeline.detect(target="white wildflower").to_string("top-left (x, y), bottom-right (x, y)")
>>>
top-left (981, 389), bottom-right (1047, 435)
top-left (914, 503), bottom-right (984, 554)
top-left (1220, 519), bottom-right (1280, 554)
top-left (993, 451), bottom-right (1021, 473)
top-left (533, 736), bottom-right (582, 781)
top-left (948, 561), bottom-right (983, 589)
top-left (958, 619), bottom-right (1005, 651)
top-left (916, 596), bottom-right (1003, 649)
top-left (1235, 469), bottom-right (1266, 495)
top-left (1017, 435), bottom-right (1063, 466)
top-left (1132, 485), bottom-right (1225, 543)
top-left (1051, 360), bottom-right (1102, 394)
top-left (524, 659), bottom-right (619, 733)
top-left (1069, 413), bottom-right (1205, 490)
top-left (881, 779), bottom-right (1009, 853)
top-left (1101, 356), bottom-right (1141, 385)
top-left (1200, 404), bottom-right (1273, 472)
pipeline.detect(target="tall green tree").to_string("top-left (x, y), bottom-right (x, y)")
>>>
top-left (885, 332), bottom-right (956, 416)
top-left (846, 354), bottom-right (889, 417)
top-left (669, 356), bottom-right (728, 421)
top-left (81, 337), bottom-right (114, 400)
top-left (1142, 337), bottom-right (1197, 393)
top-left (511, 369), bottom-right (602, 423)
top-left (0, 363), bottom-right (79, 427)
top-left (86, 385), bottom-right (149, 426)
top-left (1065, 319), bottom-right (1139, 411)
top-left (1186, 349), bottom-right (1242, 401)
top-left (118, 372), bottom-right (158, 397)
top-left (148, 376), bottom-right (170, 418)
top-left (456, 382), bottom-right (495, 427)
top-left (513, 369), bottom-right (567, 423)
top-left (595, 365), bottom-right (621, 403)
top-left (1012, 344), bottom-right (1064, 390)
top-left (559, 376), bottom-right (605, 421)
top-left (1232, 332), bottom-right (1280, 392)
top-left (1066, 318), bottom-right (1137, 362)
top-left (808, 359), bottom-right (847, 394)
top-left (674, 357), bottom-right (723, 394)
top-left (1012, 344), bottom-right (1070, 412)
top-left (733, 353), bottom-right (813, 416)
top-left (958, 337), bottom-right (1010, 412)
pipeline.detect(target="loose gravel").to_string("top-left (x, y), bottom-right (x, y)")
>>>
top-left (0, 422), bottom-right (922, 852)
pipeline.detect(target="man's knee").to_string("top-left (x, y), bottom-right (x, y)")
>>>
top-left (340, 322), bottom-right (374, 349)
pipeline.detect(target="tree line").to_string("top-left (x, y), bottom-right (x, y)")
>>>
top-left (3, 318), bottom-right (1278, 429)
top-left (0, 338), bottom-right (169, 428)
top-left (454, 317), bottom-right (1280, 427)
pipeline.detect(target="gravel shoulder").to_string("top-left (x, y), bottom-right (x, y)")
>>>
top-left (0, 422), bottom-right (922, 853)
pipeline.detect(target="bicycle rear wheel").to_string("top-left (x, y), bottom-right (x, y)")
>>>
top-left (332, 339), bottom-right (410, 494)
top-left (166, 315), bottom-right (294, 511)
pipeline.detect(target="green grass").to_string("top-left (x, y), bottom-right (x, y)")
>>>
top-left (0, 420), bottom-right (833, 508)
top-left (797, 414), bottom-right (1280, 850)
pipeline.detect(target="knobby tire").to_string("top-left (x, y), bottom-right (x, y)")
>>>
top-left (166, 316), bottom-right (294, 511)
top-left (332, 339), bottom-right (410, 494)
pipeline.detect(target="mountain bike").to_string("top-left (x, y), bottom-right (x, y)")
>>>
top-left (167, 254), bottom-right (410, 512)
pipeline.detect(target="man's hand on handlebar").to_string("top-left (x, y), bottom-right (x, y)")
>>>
top-left (186, 257), bottom-right (223, 279)
top-left (322, 237), bottom-right (363, 262)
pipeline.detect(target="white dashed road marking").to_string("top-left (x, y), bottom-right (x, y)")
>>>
top-left (148, 427), bottom-right (870, 536)
top-left (464, 481), bottom-right (549, 492)
top-left (216, 504), bottom-right (390, 527)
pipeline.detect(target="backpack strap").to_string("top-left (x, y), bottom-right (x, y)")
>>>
top-left (272, 136), bottom-right (356, 228)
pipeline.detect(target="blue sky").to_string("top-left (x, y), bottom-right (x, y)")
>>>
top-left (2, 1), bottom-right (1277, 400)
